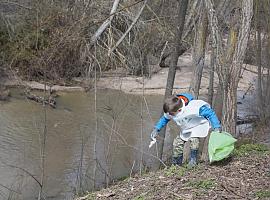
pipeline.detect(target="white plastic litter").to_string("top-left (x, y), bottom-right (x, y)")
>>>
top-left (149, 137), bottom-right (156, 148)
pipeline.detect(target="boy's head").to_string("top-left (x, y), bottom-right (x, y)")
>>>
top-left (163, 95), bottom-right (183, 115)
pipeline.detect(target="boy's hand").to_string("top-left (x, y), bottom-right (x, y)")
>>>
top-left (150, 128), bottom-right (158, 139)
top-left (149, 128), bottom-right (158, 148)
top-left (213, 127), bottom-right (221, 133)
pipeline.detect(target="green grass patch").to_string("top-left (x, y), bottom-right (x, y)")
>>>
top-left (164, 165), bottom-right (187, 177)
top-left (116, 175), bottom-right (130, 182)
top-left (187, 179), bottom-right (216, 190)
top-left (255, 190), bottom-right (270, 199)
top-left (233, 143), bottom-right (269, 157)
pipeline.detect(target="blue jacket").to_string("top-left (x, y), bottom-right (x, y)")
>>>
top-left (154, 93), bottom-right (221, 131)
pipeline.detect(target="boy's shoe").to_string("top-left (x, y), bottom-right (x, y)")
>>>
top-left (188, 149), bottom-right (198, 168)
top-left (172, 154), bottom-right (183, 166)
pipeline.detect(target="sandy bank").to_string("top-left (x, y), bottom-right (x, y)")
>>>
top-left (1, 53), bottom-right (262, 96)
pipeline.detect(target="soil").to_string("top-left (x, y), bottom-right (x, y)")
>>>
top-left (77, 150), bottom-right (270, 200)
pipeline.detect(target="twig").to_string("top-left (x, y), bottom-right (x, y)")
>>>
top-left (0, 183), bottom-right (21, 194)
top-left (7, 164), bottom-right (41, 188)
top-left (169, 191), bottom-right (192, 200)
top-left (220, 183), bottom-right (248, 199)
top-left (100, 118), bottom-right (167, 168)
top-left (130, 160), bottom-right (136, 178)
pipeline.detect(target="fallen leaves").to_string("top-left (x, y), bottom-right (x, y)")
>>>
top-left (79, 152), bottom-right (270, 200)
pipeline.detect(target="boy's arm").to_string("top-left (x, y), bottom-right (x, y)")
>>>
top-left (199, 105), bottom-right (221, 129)
top-left (154, 114), bottom-right (171, 131)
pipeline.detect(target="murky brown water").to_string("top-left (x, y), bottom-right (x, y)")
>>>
top-left (0, 89), bottom-right (164, 200)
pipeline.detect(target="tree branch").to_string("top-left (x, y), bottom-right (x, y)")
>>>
top-left (89, 0), bottom-right (120, 47)
top-left (108, 0), bottom-right (148, 55)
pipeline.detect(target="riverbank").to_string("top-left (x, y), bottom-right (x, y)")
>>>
top-left (0, 52), bottom-right (261, 96)
top-left (76, 142), bottom-right (270, 200)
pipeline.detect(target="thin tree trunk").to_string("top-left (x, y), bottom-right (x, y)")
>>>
top-left (266, 37), bottom-right (270, 109)
top-left (201, 50), bottom-right (216, 163)
top-left (158, 0), bottom-right (189, 162)
top-left (255, 1), bottom-right (264, 117)
top-left (208, 50), bottom-right (215, 105)
top-left (38, 84), bottom-right (48, 200)
top-left (140, 66), bottom-right (145, 175)
top-left (164, 0), bottom-right (189, 98)
top-left (92, 58), bottom-right (98, 190)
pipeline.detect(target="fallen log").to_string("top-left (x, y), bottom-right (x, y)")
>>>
top-left (237, 115), bottom-right (259, 125)
top-left (26, 93), bottom-right (56, 108)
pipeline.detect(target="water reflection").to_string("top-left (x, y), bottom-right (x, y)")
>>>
top-left (0, 89), bottom-right (163, 200)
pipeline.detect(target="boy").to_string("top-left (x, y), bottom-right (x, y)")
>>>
top-left (150, 93), bottom-right (221, 167)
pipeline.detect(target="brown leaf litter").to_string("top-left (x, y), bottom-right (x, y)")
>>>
top-left (77, 151), bottom-right (269, 200)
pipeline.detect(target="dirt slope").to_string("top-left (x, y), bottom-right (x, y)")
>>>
top-left (77, 144), bottom-right (270, 200)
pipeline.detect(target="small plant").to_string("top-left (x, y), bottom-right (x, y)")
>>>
top-left (233, 143), bottom-right (269, 157)
top-left (255, 190), bottom-right (270, 199)
top-left (133, 194), bottom-right (146, 200)
top-left (164, 165), bottom-right (186, 177)
top-left (187, 179), bottom-right (216, 190)
top-left (116, 175), bottom-right (129, 182)
top-left (267, 170), bottom-right (270, 177)
top-left (78, 193), bottom-right (96, 200)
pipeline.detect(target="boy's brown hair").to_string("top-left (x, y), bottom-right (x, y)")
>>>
top-left (163, 95), bottom-right (183, 113)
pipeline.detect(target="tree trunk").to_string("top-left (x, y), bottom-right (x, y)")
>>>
top-left (164, 0), bottom-right (189, 98)
top-left (189, 10), bottom-right (208, 99)
top-left (157, 0), bottom-right (189, 162)
top-left (226, 1), bottom-right (253, 135)
top-left (206, 0), bottom-right (253, 135)
top-left (221, 17), bottom-right (238, 134)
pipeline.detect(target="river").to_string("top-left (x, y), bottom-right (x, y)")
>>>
top-left (0, 89), bottom-right (164, 200)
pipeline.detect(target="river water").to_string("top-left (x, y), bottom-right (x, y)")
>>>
top-left (0, 89), bottom-right (164, 200)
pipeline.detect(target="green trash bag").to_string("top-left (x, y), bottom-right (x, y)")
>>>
top-left (208, 131), bottom-right (237, 163)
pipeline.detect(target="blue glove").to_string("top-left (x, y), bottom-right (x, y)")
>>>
top-left (150, 128), bottom-right (159, 139)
